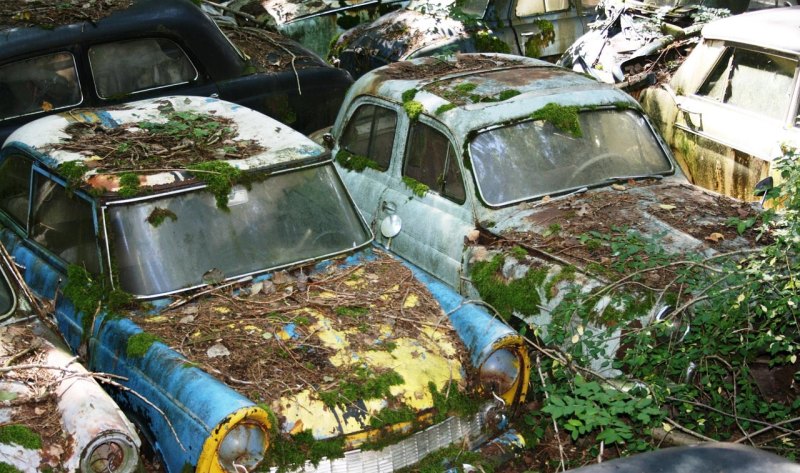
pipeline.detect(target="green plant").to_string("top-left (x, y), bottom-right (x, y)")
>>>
top-left (435, 103), bottom-right (457, 115)
top-left (402, 176), bottom-right (429, 197)
top-left (0, 462), bottom-right (22, 473)
top-left (146, 207), bottom-right (177, 227)
top-left (403, 101), bottom-right (424, 121)
top-left (188, 160), bottom-right (242, 209)
top-left (58, 161), bottom-right (89, 190)
top-left (117, 172), bottom-right (140, 197)
top-left (0, 425), bottom-right (41, 449)
top-left (318, 367), bottom-right (404, 408)
top-left (531, 103), bottom-right (582, 137)
top-left (335, 149), bottom-right (380, 172)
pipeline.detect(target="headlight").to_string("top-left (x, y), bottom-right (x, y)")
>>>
top-left (478, 348), bottom-right (521, 398)
top-left (218, 421), bottom-right (268, 472)
top-left (81, 434), bottom-right (139, 473)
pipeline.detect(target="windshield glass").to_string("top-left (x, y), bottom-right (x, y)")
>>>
top-left (470, 109), bottom-right (673, 206)
top-left (106, 164), bottom-right (371, 297)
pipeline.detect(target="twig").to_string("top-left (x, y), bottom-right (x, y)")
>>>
top-left (201, 0), bottom-right (259, 22)
top-left (733, 416), bottom-right (800, 444)
top-left (664, 417), bottom-right (716, 442)
top-left (536, 355), bottom-right (566, 472)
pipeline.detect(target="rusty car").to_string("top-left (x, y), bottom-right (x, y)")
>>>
top-left (0, 260), bottom-right (142, 473)
top-left (329, 0), bottom-right (599, 79)
top-left (0, 95), bottom-right (530, 472)
top-left (0, 0), bottom-right (352, 144)
top-left (215, 0), bottom-right (408, 57)
top-left (327, 53), bottom-right (763, 373)
top-left (639, 6), bottom-right (800, 201)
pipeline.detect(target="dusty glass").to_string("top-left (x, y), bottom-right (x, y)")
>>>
top-left (0, 52), bottom-right (81, 120)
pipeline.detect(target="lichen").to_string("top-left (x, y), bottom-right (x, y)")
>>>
top-left (0, 425), bottom-right (41, 450)
top-left (531, 103), bottom-right (582, 137)
top-left (126, 332), bottom-right (161, 359)
top-left (146, 207), bottom-right (177, 227)
top-left (403, 100), bottom-right (424, 121)
top-left (188, 160), bottom-right (242, 210)
top-left (470, 254), bottom-right (547, 321)
top-left (402, 176), bottom-right (429, 197)
top-left (335, 149), bottom-right (380, 172)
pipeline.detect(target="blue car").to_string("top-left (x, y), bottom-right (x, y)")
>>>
top-left (0, 96), bottom-right (530, 472)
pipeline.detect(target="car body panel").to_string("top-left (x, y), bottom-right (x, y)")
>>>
top-left (639, 7), bottom-right (800, 200)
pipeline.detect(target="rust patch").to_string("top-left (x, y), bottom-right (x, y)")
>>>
top-left (375, 55), bottom-right (525, 82)
top-left (142, 250), bottom-right (471, 406)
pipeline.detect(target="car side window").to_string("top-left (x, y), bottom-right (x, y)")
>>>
top-left (0, 156), bottom-right (32, 227)
top-left (0, 52), bottom-right (81, 121)
top-left (696, 47), bottom-right (797, 122)
top-left (404, 122), bottom-right (465, 203)
top-left (340, 104), bottom-right (397, 171)
top-left (30, 173), bottom-right (99, 274)
top-left (89, 38), bottom-right (197, 99)
top-left (515, 0), bottom-right (569, 16)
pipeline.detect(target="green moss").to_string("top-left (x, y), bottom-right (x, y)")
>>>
top-left (435, 103), bottom-right (457, 115)
top-left (473, 30), bottom-right (510, 54)
top-left (544, 265), bottom-right (576, 296)
top-left (401, 88), bottom-right (418, 103)
top-left (369, 405), bottom-right (416, 429)
top-left (531, 103), bottom-right (582, 138)
top-left (117, 172), bottom-right (140, 198)
top-left (0, 425), bottom-right (41, 450)
top-left (335, 149), bottom-right (380, 172)
top-left (523, 19), bottom-right (555, 58)
top-left (334, 306), bottom-right (369, 317)
top-left (126, 332), bottom-right (161, 359)
top-left (403, 100), bottom-right (424, 121)
top-left (402, 176), bottom-right (429, 197)
top-left (57, 161), bottom-right (89, 191)
top-left (63, 265), bottom-right (132, 338)
top-left (266, 429), bottom-right (345, 472)
top-left (146, 207), bottom-right (177, 227)
top-left (454, 83), bottom-right (477, 94)
top-left (188, 160), bottom-right (242, 210)
top-left (0, 462), bottom-right (22, 473)
top-left (397, 443), bottom-right (492, 473)
top-left (429, 381), bottom-right (481, 423)
top-left (497, 89), bottom-right (521, 101)
top-left (511, 246), bottom-right (527, 260)
top-left (318, 367), bottom-right (404, 407)
top-left (470, 254), bottom-right (547, 321)
top-left (612, 101), bottom-right (637, 110)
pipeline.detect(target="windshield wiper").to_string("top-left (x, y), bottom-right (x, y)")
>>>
top-left (604, 174), bottom-right (665, 184)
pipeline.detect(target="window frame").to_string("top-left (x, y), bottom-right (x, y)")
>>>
top-left (87, 37), bottom-right (199, 100)
top-left (339, 103), bottom-right (399, 172)
top-left (514, 0), bottom-right (571, 17)
top-left (401, 119), bottom-right (466, 205)
top-left (0, 154), bottom-right (34, 235)
top-left (0, 51), bottom-right (83, 123)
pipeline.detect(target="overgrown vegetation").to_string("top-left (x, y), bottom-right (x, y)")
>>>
top-left (188, 160), bottom-right (242, 209)
top-left (0, 425), bottom-right (42, 450)
top-left (515, 147), bottom-right (800, 464)
top-left (63, 264), bottom-right (133, 338)
top-left (523, 20), bottom-right (555, 58)
top-left (318, 367), bottom-right (404, 408)
top-left (126, 332), bottom-right (161, 359)
top-left (402, 176), bottom-right (429, 198)
top-left (531, 103), bottom-right (582, 137)
top-left (335, 149), bottom-right (381, 172)
top-left (146, 207), bottom-right (177, 227)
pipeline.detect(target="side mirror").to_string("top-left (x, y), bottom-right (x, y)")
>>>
top-left (754, 176), bottom-right (774, 207)
top-left (322, 133), bottom-right (335, 150)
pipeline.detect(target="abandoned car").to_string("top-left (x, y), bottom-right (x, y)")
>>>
top-left (0, 0), bottom-right (352, 144)
top-left (0, 95), bottom-right (530, 472)
top-left (0, 263), bottom-right (141, 473)
top-left (329, 53), bottom-right (763, 371)
top-left (557, 0), bottom-right (736, 89)
top-left (215, 0), bottom-right (408, 58)
top-left (639, 6), bottom-right (800, 201)
top-left (330, 0), bottom-right (598, 79)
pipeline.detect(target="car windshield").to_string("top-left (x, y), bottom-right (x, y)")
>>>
top-left (105, 164), bottom-right (371, 297)
top-left (469, 109), bottom-right (672, 206)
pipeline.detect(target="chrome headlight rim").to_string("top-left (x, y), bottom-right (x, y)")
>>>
top-left (217, 419), bottom-right (269, 473)
top-left (80, 432), bottom-right (140, 473)
top-left (478, 347), bottom-right (523, 401)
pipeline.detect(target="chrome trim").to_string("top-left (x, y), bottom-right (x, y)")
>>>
top-left (272, 411), bottom-right (490, 473)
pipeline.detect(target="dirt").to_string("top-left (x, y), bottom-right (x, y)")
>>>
top-left (0, 0), bottom-right (132, 29)
top-left (375, 54), bottom-right (525, 81)
top-left (0, 324), bottom-right (73, 469)
top-left (222, 26), bottom-right (322, 72)
top-left (50, 106), bottom-right (265, 172)
top-left (141, 250), bottom-right (471, 406)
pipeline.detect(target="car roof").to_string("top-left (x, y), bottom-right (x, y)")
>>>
top-left (344, 53), bottom-right (639, 140)
top-left (0, 0), bottom-right (242, 78)
top-left (2, 96), bottom-right (327, 199)
top-left (701, 6), bottom-right (800, 56)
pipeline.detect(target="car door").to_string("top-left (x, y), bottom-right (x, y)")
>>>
top-left (492, 0), bottom-right (597, 58)
top-left (671, 41), bottom-right (800, 200)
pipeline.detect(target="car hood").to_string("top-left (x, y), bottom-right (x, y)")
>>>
top-left (138, 248), bottom-right (515, 443)
top-left (483, 178), bottom-right (762, 265)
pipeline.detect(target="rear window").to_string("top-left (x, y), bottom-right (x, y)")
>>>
top-left (0, 52), bottom-right (82, 121)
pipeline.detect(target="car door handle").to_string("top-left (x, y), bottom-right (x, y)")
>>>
top-left (381, 200), bottom-right (396, 213)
